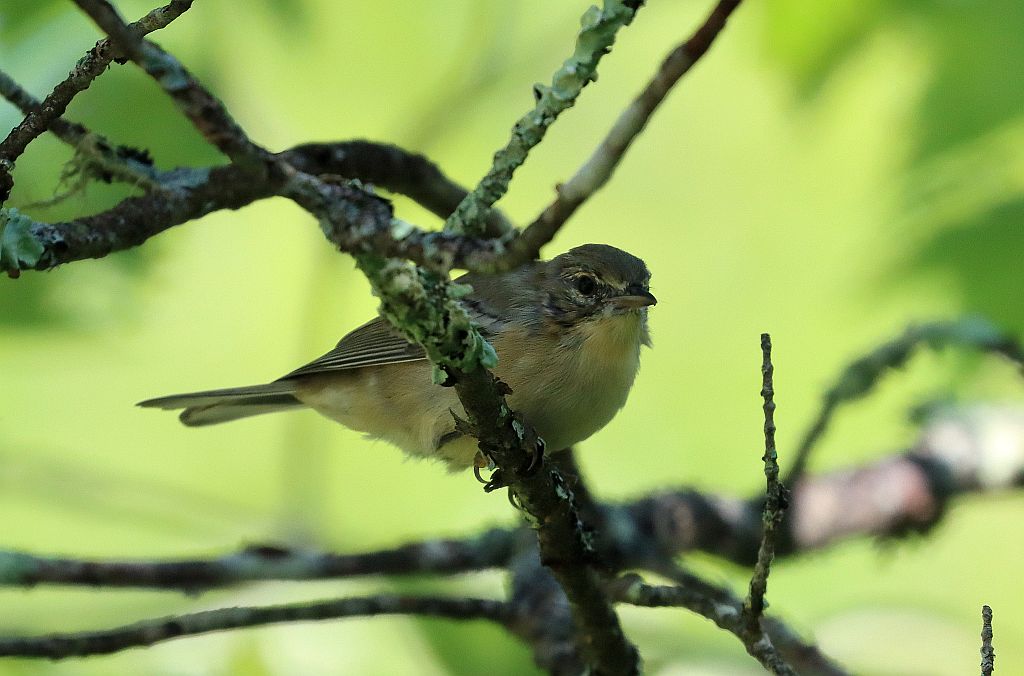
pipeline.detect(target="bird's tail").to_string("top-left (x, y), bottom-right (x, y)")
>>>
top-left (137, 382), bottom-right (303, 426)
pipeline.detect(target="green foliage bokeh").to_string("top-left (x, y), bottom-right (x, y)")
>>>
top-left (1, 1), bottom-right (1022, 674)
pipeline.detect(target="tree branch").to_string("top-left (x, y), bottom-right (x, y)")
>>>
top-left (512, 0), bottom-right (743, 264)
top-left (0, 594), bottom-right (511, 660)
top-left (629, 403), bottom-right (1024, 563)
top-left (981, 604), bottom-right (995, 676)
top-left (3, 403), bottom-right (1022, 592)
top-left (444, 0), bottom-right (643, 236)
top-left (72, 0), bottom-right (268, 172)
top-left (0, 141), bottom-right (512, 275)
top-left (741, 333), bottom-right (791, 663)
top-left (506, 535), bottom-right (587, 675)
top-left (0, 0), bottom-right (194, 201)
top-left (611, 570), bottom-right (827, 676)
top-left (0, 529), bottom-right (513, 592)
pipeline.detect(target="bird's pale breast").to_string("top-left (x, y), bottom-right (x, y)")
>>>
top-left (294, 311), bottom-right (645, 470)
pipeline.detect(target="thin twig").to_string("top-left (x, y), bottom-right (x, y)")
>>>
top-left (444, 0), bottom-right (643, 236)
top-left (511, 0), bottom-right (743, 264)
top-left (981, 604), bottom-right (995, 676)
top-left (0, 71), bottom-right (86, 147)
top-left (742, 333), bottom-right (789, 635)
top-left (72, 0), bottom-right (268, 170)
top-left (0, 69), bottom-right (162, 190)
top-left (610, 572), bottom-right (804, 675)
top-left (0, 595), bottom-right (511, 659)
top-left (0, 0), bottom-right (194, 201)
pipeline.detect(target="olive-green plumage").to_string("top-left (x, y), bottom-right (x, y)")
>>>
top-left (139, 244), bottom-right (655, 470)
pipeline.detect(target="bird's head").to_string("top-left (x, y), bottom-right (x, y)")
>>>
top-left (541, 244), bottom-right (656, 332)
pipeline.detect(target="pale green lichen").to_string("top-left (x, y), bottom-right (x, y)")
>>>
top-left (357, 255), bottom-right (498, 374)
top-left (0, 550), bottom-right (37, 584)
top-left (389, 217), bottom-right (416, 240)
top-left (0, 207), bottom-right (44, 272)
top-left (444, 0), bottom-right (640, 236)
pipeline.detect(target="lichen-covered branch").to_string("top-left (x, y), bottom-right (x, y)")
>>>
top-left (285, 142), bottom-right (515, 234)
top-left (0, 141), bottom-right (510, 275)
top-left (0, 594), bottom-right (512, 660)
top-left (0, 68), bottom-right (162, 190)
top-left (514, 0), bottom-right (744, 263)
top-left (340, 253), bottom-right (641, 674)
top-left (72, 0), bottom-right (268, 171)
top-left (0, 0), bottom-right (194, 201)
top-left (444, 0), bottom-right (643, 236)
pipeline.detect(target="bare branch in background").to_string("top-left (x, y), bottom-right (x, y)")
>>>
top-left (1, 401), bottom-right (1021, 576)
top-left (0, 594), bottom-right (512, 660)
top-left (0, 529), bottom-right (514, 591)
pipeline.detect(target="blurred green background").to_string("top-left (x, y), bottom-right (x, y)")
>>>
top-left (2, 0), bottom-right (1023, 673)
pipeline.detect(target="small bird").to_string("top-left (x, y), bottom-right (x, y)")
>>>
top-left (139, 244), bottom-right (655, 471)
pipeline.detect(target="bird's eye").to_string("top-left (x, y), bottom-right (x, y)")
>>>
top-left (575, 275), bottom-right (597, 296)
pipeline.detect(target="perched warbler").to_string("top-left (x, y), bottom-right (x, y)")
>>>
top-left (140, 244), bottom-right (655, 470)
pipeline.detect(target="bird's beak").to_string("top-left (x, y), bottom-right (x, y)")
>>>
top-left (611, 288), bottom-right (657, 310)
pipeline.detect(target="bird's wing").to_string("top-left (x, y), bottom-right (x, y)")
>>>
top-left (276, 317), bottom-right (427, 380)
top-left (275, 272), bottom-right (518, 381)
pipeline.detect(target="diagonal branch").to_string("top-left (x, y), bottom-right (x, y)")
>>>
top-left (511, 0), bottom-right (743, 264)
top-left (0, 0), bottom-right (194, 201)
top-left (0, 68), bottom-right (163, 189)
top-left (444, 0), bottom-right (643, 236)
top-left (72, 0), bottom-right (268, 171)
top-left (338, 256), bottom-right (641, 674)
top-left (611, 569), bottom-right (832, 675)
top-left (506, 535), bottom-right (587, 675)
